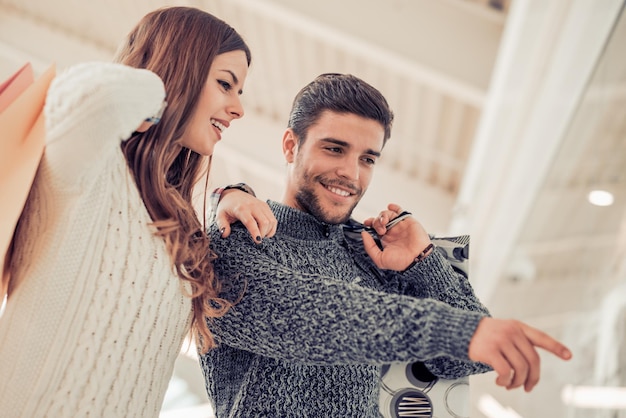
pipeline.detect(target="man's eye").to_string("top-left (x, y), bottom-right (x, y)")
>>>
top-left (326, 147), bottom-right (341, 153)
top-left (363, 157), bottom-right (376, 165)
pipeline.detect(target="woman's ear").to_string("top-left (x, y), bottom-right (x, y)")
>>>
top-left (135, 100), bottom-right (167, 132)
top-left (282, 129), bottom-right (298, 163)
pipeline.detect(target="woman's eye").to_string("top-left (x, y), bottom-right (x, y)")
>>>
top-left (219, 80), bottom-right (232, 91)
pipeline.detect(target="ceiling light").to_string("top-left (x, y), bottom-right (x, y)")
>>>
top-left (588, 190), bottom-right (614, 206)
top-left (561, 385), bottom-right (626, 409)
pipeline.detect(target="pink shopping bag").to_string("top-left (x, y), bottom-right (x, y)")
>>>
top-left (0, 62), bottom-right (56, 297)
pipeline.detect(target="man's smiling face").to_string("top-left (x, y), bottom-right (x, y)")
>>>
top-left (282, 110), bottom-right (385, 224)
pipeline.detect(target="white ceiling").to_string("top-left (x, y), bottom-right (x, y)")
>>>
top-left (1, 0), bottom-right (625, 416)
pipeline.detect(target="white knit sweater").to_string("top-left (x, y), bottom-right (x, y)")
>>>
top-left (0, 62), bottom-right (192, 417)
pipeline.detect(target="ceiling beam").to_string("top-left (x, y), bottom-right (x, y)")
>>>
top-left (449, 0), bottom-right (625, 303)
top-left (0, 5), bottom-right (111, 78)
top-left (227, 0), bottom-right (487, 106)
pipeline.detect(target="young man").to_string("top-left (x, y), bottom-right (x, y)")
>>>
top-left (203, 73), bottom-right (572, 417)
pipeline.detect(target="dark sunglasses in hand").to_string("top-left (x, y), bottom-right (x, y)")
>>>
top-left (342, 211), bottom-right (412, 246)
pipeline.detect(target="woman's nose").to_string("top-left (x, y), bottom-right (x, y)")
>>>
top-left (228, 95), bottom-right (244, 119)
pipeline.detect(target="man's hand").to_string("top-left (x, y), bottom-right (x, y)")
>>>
top-left (360, 203), bottom-right (432, 271)
top-left (468, 317), bottom-right (572, 392)
top-left (215, 190), bottom-right (277, 243)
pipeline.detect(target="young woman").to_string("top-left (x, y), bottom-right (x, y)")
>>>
top-left (0, 7), bottom-right (275, 416)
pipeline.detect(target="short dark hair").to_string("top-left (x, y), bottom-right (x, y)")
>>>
top-left (287, 73), bottom-right (394, 145)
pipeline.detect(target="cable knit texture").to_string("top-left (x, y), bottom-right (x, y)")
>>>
top-left (200, 201), bottom-right (491, 418)
top-left (0, 62), bottom-right (192, 417)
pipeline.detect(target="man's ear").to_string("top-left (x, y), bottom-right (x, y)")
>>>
top-left (282, 129), bottom-right (298, 163)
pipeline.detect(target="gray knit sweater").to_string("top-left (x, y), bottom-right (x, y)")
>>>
top-left (201, 201), bottom-right (491, 418)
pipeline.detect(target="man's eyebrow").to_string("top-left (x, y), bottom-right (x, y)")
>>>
top-left (321, 138), bottom-right (381, 157)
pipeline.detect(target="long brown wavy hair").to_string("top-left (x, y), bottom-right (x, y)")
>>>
top-left (113, 6), bottom-right (251, 352)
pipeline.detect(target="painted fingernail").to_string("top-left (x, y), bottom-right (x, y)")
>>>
top-left (256, 236), bottom-right (262, 242)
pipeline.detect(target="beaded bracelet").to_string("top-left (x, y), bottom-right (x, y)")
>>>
top-left (403, 243), bottom-right (435, 271)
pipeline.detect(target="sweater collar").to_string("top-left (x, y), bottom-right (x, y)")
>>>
top-left (268, 200), bottom-right (345, 241)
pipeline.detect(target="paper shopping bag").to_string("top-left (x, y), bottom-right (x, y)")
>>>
top-left (0, 63), bottom-right (36, 111)
top-left (0, 62), bottom-right (56, 297)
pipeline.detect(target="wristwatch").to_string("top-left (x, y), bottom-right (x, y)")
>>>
top-left (209, 182), bottom-right (257, 222)
top-left (222, 182), bottom-right (256, 197)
